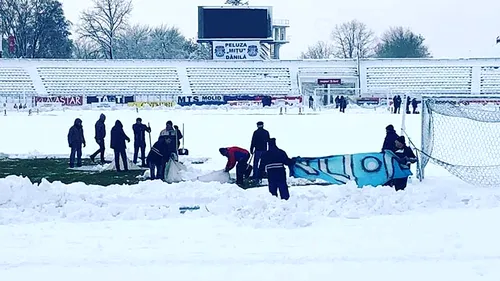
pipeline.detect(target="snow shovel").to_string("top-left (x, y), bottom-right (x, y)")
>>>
top-left (178, 123), bottom-right (189, 155)
top-left (147, 122), bottom-right (152, 148)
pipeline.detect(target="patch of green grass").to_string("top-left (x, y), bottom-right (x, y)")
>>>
top-left (0, 158), bottom-right (144, 186)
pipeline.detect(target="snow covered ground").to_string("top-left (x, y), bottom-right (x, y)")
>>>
top-left (1, 106), bottom-right (499, 281)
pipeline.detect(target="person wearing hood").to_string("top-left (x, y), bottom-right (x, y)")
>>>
top-left (259, 138), bottom-right (293, 200)
top-left (146, 136), bottom-right (170, 180)
top-left (219, 146), bottom-right (250, 186)
top-left (250, 121), bottom-right (270, 180)
top-left (110, 120), bottom-right (130, 171)
top-left (382, 124), bottom-right (399, 152)
top-left (90, 113), bottom-right (106, 164)
top-left (392, 136), bottom-right (417, 191)
top-left (67, 118), bottom-right (86, 168)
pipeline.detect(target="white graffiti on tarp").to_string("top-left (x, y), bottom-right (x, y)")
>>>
top-left (292, 150), bottom-right (409, 186)
top-left (294, 156), bottom-right (353, 184)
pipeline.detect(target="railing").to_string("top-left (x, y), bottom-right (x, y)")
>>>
top-left (272, 19), bottom-right (289, 26)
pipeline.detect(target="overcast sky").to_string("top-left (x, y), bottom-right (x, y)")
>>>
top-left (59, 0), bottom-right (500, 59)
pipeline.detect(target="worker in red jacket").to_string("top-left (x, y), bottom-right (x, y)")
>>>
top-left (219, 146), bottom-right (250, 185)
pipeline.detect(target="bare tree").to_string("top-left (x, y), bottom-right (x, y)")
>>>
top-left (331, 19), bottom-right (374, 58)
top-left (73, 37), bottom-right (101, 59)
top-left (225, 0), bottom-right (248, 5)
top-left (148, 25), bottom-right (189, 59)
top-left (300, 41), bottom-right (334, 59)
top-left (114, 24), bottom-right (150, 59)
top-left (78, 0), bottom-right (132, 59)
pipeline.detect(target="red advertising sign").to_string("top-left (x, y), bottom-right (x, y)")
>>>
top-left (317, 78), bottom-right (341, 85)
top-left (35, 96), bottom-right (83, 106)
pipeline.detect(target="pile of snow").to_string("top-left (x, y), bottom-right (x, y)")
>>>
top-left (195, 169), bottom-right (231, 184)
top-left (1, 175), bottom-right (500, 228)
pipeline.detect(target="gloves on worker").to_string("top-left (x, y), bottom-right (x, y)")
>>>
top-left (398, 156), bottom-right (417, 164)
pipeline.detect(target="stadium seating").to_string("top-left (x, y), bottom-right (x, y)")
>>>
top-left (186, 66), bottom-right (292, 95)
top-left (480, 67), bottom-right (500, 93)
top-left (3, 59), bottom-right (500, 99)
top-left (0, 67), bottom-right (36, 95)
top-left (37, 67), bottom-right (182, 95)
top-left (365, 66), bottom-right (473, 94)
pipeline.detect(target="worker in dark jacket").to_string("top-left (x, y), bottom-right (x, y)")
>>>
top-left (159, 121), bottom-right (182, 158)
top-left (250, 121), bottom-right (270, 179)
top-left (392, 136), bottom-right (417, 191)
top-left (147, 136), bottom-right (169, 180)
top-left (110, 120), bottom-right (130, 171)
top-left (90, 113), bottom-right (106, 164)
top-left (132, 117), bottom-right (151, 167)
top-left (259, 138), bottom-right (293, 200)
top-left (382, 124), bottom-right (399, 152)
top-left (219, 146), bottom-right (250, 186)
top-left (68, 118), bottom-right (86, 168)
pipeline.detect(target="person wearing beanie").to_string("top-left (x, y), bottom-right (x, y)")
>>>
top-left (132, 117), bottom-right (151, 167)
top-left (259, 138), bottom-right (293, 200)
top-left (160, 121), bottom-right (183, 151)
top-left (381, 124), bottom-right (399, 152)
top-left (250, 121), bottom-right (270, 179)
top-left (219, 146), bottom-right (251, 186)
top-left (392, 135), bottom-right (417, 191)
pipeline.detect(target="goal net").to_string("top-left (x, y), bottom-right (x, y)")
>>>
top-left (420, 95), bottom-right (500, 186)
top-left (309, 88), bottom-right (390, 110)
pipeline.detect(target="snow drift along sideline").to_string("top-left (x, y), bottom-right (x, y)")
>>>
top-left (1, 175), bottom-right (500, 228)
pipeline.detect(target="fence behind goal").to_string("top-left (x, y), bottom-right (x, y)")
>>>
top-left (420, 95), bottom-right (500, 186)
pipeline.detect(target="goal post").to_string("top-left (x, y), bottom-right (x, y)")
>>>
top-left (420, 94), bottom-right (500, 186)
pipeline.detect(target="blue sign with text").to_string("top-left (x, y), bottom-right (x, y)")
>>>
top-left (86, 95), bottom-right (134, 104)
top-left (177, 95), bottom-right (226, 106)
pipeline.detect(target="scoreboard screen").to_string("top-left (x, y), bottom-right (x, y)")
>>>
top-left (198, 6), bottom-right (273, 41)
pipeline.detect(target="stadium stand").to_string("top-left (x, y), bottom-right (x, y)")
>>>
top-left (480, 66), bottom-right (500, 94)
top-left (365, 66), bottom-right (474, 94)
top-left (0, 67), bottom-right (36, 95)
top-left (1, 58), bottom-right (500, 99)
top-left (37, 66), bottom-right (182, 95)
top-left (186, 66), bottom-right (292, 95)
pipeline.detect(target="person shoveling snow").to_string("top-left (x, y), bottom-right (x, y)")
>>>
top-left (219, 147), bottom-right (252, 186)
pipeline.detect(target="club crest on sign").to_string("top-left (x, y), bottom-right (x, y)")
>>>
top-left (214, 46), bottom-right (225, 57)
top-left (247, 45), bottom-right (258, 57)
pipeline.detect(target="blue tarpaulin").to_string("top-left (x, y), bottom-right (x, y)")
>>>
top-left (290, 150), bottom-right (412, 187)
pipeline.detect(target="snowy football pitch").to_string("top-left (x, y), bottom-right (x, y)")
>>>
top-left (1, 107), bottom-right (500, 281)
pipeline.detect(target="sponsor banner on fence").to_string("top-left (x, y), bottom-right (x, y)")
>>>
top-left (356, 97), bottom-right (381, 105)
top-left (177, 95), bottom-right (226, 106)
top-left (213, 41), bottom-right (261, 61)
top-left (224, 95), bottom-right (302, 106)
top-left (34, 96), bottom-right (83, 106)
top-left (86, 95), bottom-right (134, 104)
top-left (127, 101), bottom-right (176, 107)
